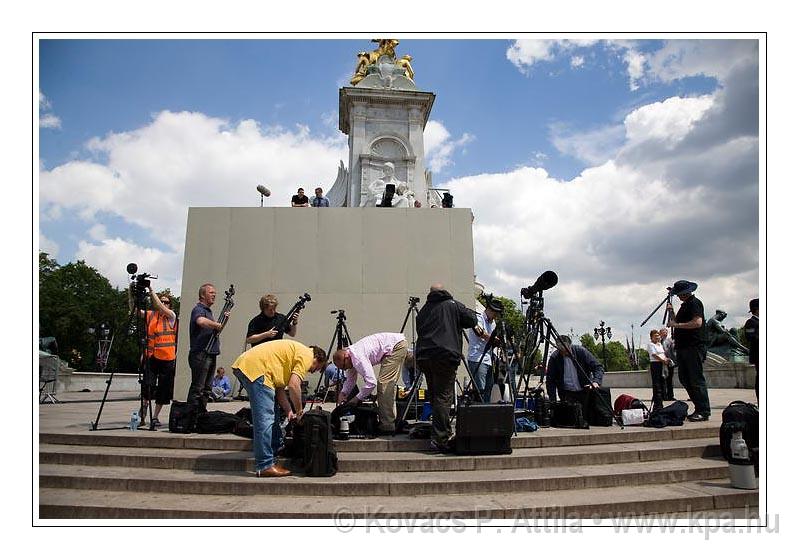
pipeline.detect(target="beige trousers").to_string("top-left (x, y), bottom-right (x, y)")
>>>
top-left (376, 340), bottom-right (408, 428)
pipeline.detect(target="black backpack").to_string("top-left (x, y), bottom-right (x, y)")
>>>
top-left (168, 401), bottom-right (200, 433)
top-left (645, 400), bottom-right (689, 428)
top-left (299, 409), bottom-right (338, 477)
top-left (720, 401), bottom-right (758, 463)
top-left (551, 401), bottom-right (589, 429)
top-left (195, 410), bottom-right (240, 434)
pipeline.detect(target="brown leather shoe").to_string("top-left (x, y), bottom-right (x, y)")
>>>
top-left (256, 464), bottom-right (291, 477)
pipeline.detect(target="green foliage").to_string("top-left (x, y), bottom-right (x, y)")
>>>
top-left (38, 252), bottom-right (155, 371)
top-left (578, 332), bottom-right (638, 372)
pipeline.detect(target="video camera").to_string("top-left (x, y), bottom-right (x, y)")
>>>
top-left (127, 263), bottom-right (157, 305)
top-left (520, 270), bottom-right (558, 300)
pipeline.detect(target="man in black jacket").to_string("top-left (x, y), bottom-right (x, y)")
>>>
top-left (546, 335), bottom-right (605, 409)
top-left (743, 298), bottom-right (759, 400)
top-left (666, 280), bottom-right (710, 421)
top-left (415, 283), bottom-right (478, 451)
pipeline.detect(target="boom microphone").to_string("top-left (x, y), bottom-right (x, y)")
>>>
top-left (256, 185), bottom-right (271, 197)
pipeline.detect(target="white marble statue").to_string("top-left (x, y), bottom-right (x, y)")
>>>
top-left (360, 162), bottom-right (415, 207)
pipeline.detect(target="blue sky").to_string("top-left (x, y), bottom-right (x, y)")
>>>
top-left (38, 37), bottom-right (761, 341)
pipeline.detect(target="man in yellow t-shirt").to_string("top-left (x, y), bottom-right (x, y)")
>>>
top-left (232, 340), bottom-right (328, 477)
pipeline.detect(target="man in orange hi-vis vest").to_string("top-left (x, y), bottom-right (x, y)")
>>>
top-left (131, 285), bottom-right (177, 428)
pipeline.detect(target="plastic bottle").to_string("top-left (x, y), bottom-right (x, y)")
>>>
top-left (129, 410), bottom-right (140, 431)
top-left (728, 431), bottom-right (757, 489)
top-left (339, 415), bottom-right (350, 440)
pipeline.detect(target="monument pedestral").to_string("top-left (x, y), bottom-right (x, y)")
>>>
top-left (174, 207), bottom-right (475, 399)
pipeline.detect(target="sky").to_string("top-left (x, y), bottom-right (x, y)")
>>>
top-left (37, 36), bottom-right (761, 346)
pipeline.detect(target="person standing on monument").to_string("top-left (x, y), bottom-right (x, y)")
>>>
top-left (310, 187), bottom-right (330, 207)
top-left (666, 280), bottom-right (710, 421)
top-left (187, 283), bottom-right (228, 409)
top-left (291, 188), bottom-right (309, 207)
top-left (415, 283), bottom-right (478, 452)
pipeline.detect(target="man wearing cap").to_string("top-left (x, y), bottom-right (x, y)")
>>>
top-left (333, 332), bottom-right (408, 434)
top-left (744, 298), bottom-right (759, 400)
top-left (466, 298), bottom-right (503, 403)
top-left (666, 280), bottom-right (710, 421)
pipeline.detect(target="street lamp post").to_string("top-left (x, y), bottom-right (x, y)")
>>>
top-left (594, 321), bottom-right (612, 371)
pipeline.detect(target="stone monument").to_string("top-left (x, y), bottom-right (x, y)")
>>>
top-left (173, 41), bottom-right (474, 399)
top-left (325, 39), bottom-right (437, 207)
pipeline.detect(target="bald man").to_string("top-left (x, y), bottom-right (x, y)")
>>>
top-left (415, 283), bottom-right (478, 452)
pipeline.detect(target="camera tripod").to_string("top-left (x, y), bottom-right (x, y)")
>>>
top-left (307, 309), bottom-right (354, 410)
top-left (397, 296), bottom-right (422, 425)
top-left (91, 277), bottom-right (156, 431)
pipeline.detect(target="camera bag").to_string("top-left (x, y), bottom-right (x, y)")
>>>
top-left (720, 401), bottom-right (758, 467)
top-left (168, 400), bottom-right (200, 433)
top-left (299, 409), bottom-right (338, 477)
top-left (454, 402), bottom-right (514, 455)
top-left (551, 400), bottom-right (589, 429)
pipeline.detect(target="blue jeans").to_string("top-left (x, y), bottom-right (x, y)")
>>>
top-left (468, 361), bottom-right (493, 403)
top-left (233, 369), bottom-right (281, 471)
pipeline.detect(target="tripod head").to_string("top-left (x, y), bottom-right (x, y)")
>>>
top-left (408, 296), bottom-right (420, 307)
top-left (331, 309), bottom-right (347, 321)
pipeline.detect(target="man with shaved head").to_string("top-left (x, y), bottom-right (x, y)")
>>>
top-left (415, 283), bottom-right (478, 452)
top-left (333, 332), bottom-right (408, 433)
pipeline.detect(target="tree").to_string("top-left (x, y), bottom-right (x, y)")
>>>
top-left (39, 252), bottom-right (139, 371)
top-left (578, 333), bottom-right (634, 372)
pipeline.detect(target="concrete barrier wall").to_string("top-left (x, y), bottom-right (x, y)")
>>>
top-left (175, 207), bottom-right (476, 399)
top-left (603, 362), bottom-right (756, 389)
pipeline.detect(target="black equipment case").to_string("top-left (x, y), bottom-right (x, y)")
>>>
top-left (551, 400), bottom-right (589, 429)
top-left (454, 402), bottom-right (514, 455)
top-left (168, 401), bottom-right (199, 434)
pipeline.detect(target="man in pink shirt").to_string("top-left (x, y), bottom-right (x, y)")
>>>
top-left (333, 332), bottom-right (408, 433)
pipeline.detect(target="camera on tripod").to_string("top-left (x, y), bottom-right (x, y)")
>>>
top-left (520, 270), bottom-right (558, 300)
top-left (127, 263), bottom-right (157, 305)
top-left (408, 296), bottom-right (420, 306)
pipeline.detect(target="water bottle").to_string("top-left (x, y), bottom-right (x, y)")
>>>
top-left (339, 414), bottom-right (350, 440)
top-left (728, 431), bottom-right (757, 489)
top-left (129, 410), bottom-right (140, 431)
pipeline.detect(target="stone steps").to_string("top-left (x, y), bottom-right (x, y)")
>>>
top-left (39, 438), bottom-right (720, 473)
top-left (38, 479), bottom-right (757, 519)
top-left (39, 423), bottom-right (719, 452)
top-left (39, 457), bottom-right (731, 497)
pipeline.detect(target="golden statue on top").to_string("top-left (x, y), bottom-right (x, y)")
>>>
top-left (350, 39), bottom-right (415, 86)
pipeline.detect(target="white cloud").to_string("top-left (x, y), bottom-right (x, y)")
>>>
top-left (41, 110), bottom-right (349, 293)
top-left (39, 92), bottom-right (62, 129)
top-left (443, 69), bottom-right (757, 338)
top-left (40, 113), bottom-right (62, 129)
top-left (507, 39), bottom-right (757, 92)
top-left (424, 120), bottom-right (475, 174)
top-left (39, 233), bottom-right (59, 258)
top-left (624, 94), bottom-right (715, 145)
top-left (88, 223), bottom-right (107, 241)
top-left (549, 122), bottom-right (626, 166)
top-left (506, 40), bottom-right (600, 72)
top-left (75, 237), bottom-right (183, 291)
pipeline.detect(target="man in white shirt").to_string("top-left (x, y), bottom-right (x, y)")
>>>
top-left (465, 299), bottom-right (503, 403)
top-left (333, 332), bottom-right (408, 433)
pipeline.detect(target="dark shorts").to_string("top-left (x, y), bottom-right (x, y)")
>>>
top-left (142, 357), bottom-right (176, 405)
